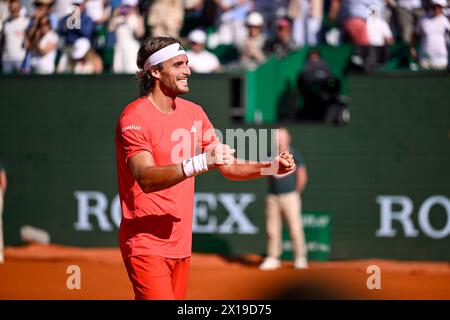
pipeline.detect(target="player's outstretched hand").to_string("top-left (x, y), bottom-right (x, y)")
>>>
top-left (257, 152), bottom-right (296, 176)
top-left (205, 143), bottom-right (236, 168)
top-left (275, 152), bottom-right (296, 175)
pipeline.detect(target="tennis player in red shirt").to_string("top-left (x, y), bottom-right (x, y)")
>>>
top-left (115, 36), bottom-right (296, 300)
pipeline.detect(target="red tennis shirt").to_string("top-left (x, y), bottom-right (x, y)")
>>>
top-left (115, 96), bottom-right (216, 260)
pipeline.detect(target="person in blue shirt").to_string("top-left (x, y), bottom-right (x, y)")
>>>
top-left (56, 0), bottom-right (95, 72)
top-left (58, 0), bottom-right (95, 44)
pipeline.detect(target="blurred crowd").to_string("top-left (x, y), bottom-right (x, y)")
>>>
top-left (0, 0), bottom-right (449, 74)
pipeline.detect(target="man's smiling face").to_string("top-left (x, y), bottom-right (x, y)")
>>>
top-left (158, 54), bottom-right (191, 97)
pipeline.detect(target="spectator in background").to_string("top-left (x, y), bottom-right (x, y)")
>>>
top-left (24, 14), bottom-right (58, 73)
top-left (0, 0), bottom-right (10, 33)
top-left (413, 0), bottom-right (450, 70)
top-left (1, 0), bottom-right (29, 73)
top-left (28, 0), bottom-right (58, 30)
top-left (0, 0), bottom-right (8, 70)
top-left (367, 4), bottom-right (394, 46)
top-left (85, 0), bottom-right (110, 25)
top-left (297, 48), bottom-right (333, 121)
top-left (288, 0), bottom-right (323, 46)
top-left (109, 0), bottom-right (143, 74)
top-left (23, 1), bottom-right (48, 73)
top-left (238, 11), bottom-right (267, 70)
top-left (71, 36), bottom-right (103, 73)
top-left (259, 127), bottom-right (309, 271)
top-left (184, 0), bottom-right (205, 21)
top-left (329, 0), bottom-right (385, 45)
top-left (215, 0), bottom-right (251, 45)
top-left (25, 0), bottom-right (56, 53)
top-left (57, 0), bottom-right (95, 73)
top-left (85, 0), bottom-right (111, 52)
top-left (186, 29), bottom-right (222, 73)
top-left (365, 4), bottom-right (394, 69)
top-left (53, 0), bottom-right (73, 20)
top-left (254, 0), bottom-right (291, 32)
top-left (147, 0), bottom-right (184, 38)
top-left (388, 0), bottom-right (425, 45)
top-left (296, 49), bottom-right (347, 123)
top-left (0, 159), bottom-right (8, 264)
top-left (299, 48), bottom-right (332, 81)
top-left (264, 17), bottom-right (298, 59)
top-left (183, 0), bottom-right (215, 37)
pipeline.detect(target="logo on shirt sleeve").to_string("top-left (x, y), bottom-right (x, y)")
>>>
top-left (121, 125), bottom-right (141, 132)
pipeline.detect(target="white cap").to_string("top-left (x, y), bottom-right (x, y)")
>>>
top-left (122, 0), bottom-right (138, 6)
top-left (431, 0), bottom-right (447, 6)
top-left (188, 29), bottom-right (207, 44)
top-left (72, 38), bottom-right (91, 59)
top-left (71, 0), bottom-right (84, 4)
top-left (246, 12), bottom-right (264, 27)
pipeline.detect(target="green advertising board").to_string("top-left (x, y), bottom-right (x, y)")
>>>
top-left (282, 212), bottom-right (332, 261)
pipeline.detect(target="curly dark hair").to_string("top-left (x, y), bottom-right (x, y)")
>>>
top-left (136, 37), bottom-right (180, 96)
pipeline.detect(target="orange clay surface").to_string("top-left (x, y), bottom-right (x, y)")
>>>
top-left (0, 244), bottom-right (449, 300)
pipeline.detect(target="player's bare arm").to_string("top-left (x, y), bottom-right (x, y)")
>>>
top-left (128, 151), bottom-right (186, 193)
top-left (128, 143), bottom-right (236, 193)
top-left (216, 151), bottom-right (296, 181)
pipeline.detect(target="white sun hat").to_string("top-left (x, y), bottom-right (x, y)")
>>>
top-left (122, 0), bottom-right (138, 6)
top-left (246, 12), bottom-right (264, 27)
top-left (188, 29), bottom-right (207, 44)
top-left (431, 0), bottom-right (447, 7)
top-left (72, 38), bottom-right (91, 60)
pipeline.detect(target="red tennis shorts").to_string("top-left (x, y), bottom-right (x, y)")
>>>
top-left (124, 255), bottom-right (191, 300)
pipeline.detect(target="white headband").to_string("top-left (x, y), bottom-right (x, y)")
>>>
top-left (143, 43), bottom-right (186, 71)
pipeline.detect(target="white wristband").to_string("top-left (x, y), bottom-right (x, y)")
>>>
top-left (182, 153), bottom-right (208, 178)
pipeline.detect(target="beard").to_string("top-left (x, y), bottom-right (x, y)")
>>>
top-left (160, 77), bottom-right (190, 97)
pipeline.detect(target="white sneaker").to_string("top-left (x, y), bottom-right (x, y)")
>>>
top-left (259, 257), bottom-right (281, 270)
top-left (294, 257), bottom-right (308, 269)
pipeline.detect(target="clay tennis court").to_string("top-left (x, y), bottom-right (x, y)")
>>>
top-left (0, 244), bottom-right (449, 300)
